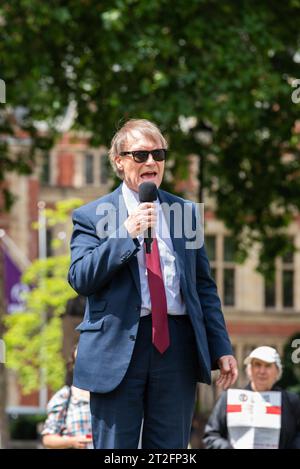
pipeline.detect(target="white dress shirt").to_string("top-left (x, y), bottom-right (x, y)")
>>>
top-left (122, 182), bottom-right (186, 316)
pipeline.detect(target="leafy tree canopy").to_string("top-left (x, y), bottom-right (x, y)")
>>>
top-left (1, 0), bottom-right (300, 274)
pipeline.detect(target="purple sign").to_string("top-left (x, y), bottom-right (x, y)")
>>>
top-left (2, 246), bottom-right (29, 313)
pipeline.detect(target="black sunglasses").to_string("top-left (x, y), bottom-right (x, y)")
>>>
top-left (119, 148), bottom-right (167, 163)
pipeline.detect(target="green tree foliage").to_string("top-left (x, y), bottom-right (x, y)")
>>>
top-left (4, 199), bottom-right (82, 393)
top-left (1, 1), bottom-right (300, 272)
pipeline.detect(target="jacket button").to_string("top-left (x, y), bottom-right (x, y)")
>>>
top-left (129, 335), bottom-right (136, 341)
top-left (135, 306), bottom-right (140, 311)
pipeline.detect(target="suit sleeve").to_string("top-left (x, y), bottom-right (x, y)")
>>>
top-left (68, 207), bottom-right (140, 296)
top-left (196, 242), bottom-right (233, 367)
top-left (203, 392), bottom-right (233, 449)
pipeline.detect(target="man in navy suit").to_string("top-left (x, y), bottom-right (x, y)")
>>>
top-left (68, 119), bottom-right (238, 449)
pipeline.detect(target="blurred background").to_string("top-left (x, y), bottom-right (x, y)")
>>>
top-left (0, 0), bottom-right (300, 448)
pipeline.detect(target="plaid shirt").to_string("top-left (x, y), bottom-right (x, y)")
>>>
top-left (41, 385), bottom-right (93, 449)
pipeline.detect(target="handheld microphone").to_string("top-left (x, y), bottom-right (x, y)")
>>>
top-left (138, 182), bottom-right (158, 254)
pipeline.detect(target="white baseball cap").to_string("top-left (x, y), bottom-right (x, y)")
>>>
top-left (244, 346), bottom-right (282, 375)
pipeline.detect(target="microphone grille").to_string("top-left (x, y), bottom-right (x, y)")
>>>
top-left (138, 182), bottom-right (158, 202)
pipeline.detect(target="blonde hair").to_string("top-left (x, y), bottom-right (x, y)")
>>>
top-left (108, 119), bottom-right (168, 179)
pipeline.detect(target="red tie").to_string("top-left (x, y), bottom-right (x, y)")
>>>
top-left (145, 238), bottom-right (170, 354)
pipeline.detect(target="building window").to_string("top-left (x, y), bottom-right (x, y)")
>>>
top-left (206, 235), bottom-right (216, 261)
top-left (224, 268), bottom-right (235, 306)
top-left (206, 234), bottom-right (236, 307)
top-left (265, 279), bottom-right (276, 307)
top-left (282, 250), bottom-right (294, 308)
top-left (46, 228), bottom-right (53, 257)
top-left (264, 243), bottom-right (295, 310)
top-left (100, 154), bottom-right (109, 184)
top-left (223, 237), bottom-right (235, 306)
top-left (85, 153), bottom-right (94, 184)
top-left (40, 153), bottom-right (50, 185)
top-left (206, 235), bottom-right (216, 280)
top-left (283, 270), bottom-right (294, 307)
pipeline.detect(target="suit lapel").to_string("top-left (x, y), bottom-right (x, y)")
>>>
top-left (111, 184), bottom-right (141, 298)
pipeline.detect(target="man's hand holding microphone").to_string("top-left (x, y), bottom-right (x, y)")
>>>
top-left (124, 202), bottom-right (157, 239)
top-left (124, 182), bottom-right (158, 253)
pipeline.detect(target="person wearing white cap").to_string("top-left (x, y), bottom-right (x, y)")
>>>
top-left (203, 346), bottom-right (300, 449)
top-left (243, 346), bottom-right (282, 392)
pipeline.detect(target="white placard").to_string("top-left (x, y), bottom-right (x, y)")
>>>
top-left (227, 389), bottom-right (281, 449)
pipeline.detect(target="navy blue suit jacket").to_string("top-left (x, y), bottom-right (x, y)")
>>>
top-left (68, 184), bottom-right (233, 393)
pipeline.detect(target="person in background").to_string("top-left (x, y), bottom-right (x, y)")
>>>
top-left (203, 346), bottom-right (300, 449)
top-left (41, 345), bottom-right (93, 449)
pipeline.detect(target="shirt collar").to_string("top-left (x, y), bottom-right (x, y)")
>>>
top-left (122, 182), bottom-right (140, 215)
top-left (122, 182), bottom-right (160, 215)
